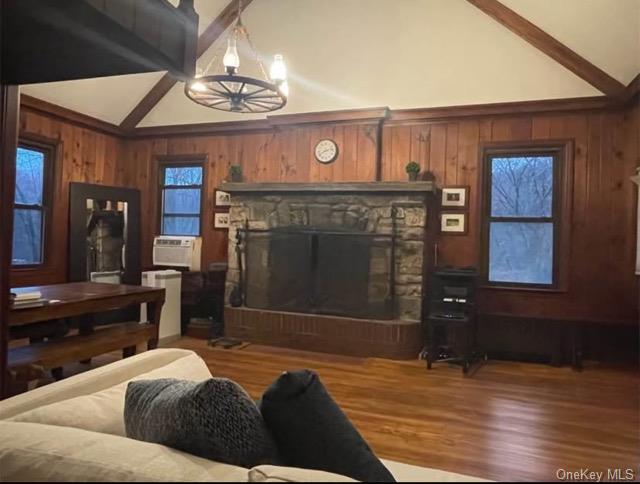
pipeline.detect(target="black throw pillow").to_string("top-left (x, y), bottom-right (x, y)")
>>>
top-left (124, 378), bottom-right (278, 468)
top-left (259, 370), bottom-right (395, 482)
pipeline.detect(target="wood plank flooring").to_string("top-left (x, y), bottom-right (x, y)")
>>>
top-left (170, 338), bottom-right (639, 482)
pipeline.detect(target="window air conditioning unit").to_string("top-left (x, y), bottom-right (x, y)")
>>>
top-left (152, 236), bottom-right (201, 272)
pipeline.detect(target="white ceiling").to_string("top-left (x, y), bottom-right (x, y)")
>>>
top-left (21, 0), bottom-right (640, 127)
top-left (500, 0), bottom-right (639, 84)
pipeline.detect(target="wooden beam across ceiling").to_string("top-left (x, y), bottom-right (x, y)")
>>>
top-left (465, 0), bottom-right (627, 99)
top-left (21, 95), bottom-right (126, 137)
top-left (624, 73), bottom-right (640, 104)
top-left (119, 0), bottom-right (255, 130)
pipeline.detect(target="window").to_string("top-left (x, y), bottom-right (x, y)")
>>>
top-left (12, 143), bottom-right (52, 266)
top-left (159, 163), bottom-right (203, 236)
top-left (482, 146), bottom-right (563, 288)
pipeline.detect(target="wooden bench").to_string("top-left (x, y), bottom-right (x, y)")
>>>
top-left (8, 322), bottom-right (155, 380)
top-left (7, 283), bottom-right (165, 395)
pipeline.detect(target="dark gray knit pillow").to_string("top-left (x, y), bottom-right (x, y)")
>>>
top-left (124, 378), bottom-right (278, 468)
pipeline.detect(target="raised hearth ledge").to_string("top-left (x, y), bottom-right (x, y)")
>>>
top-left (225, 306), bottom-right (422, 359)
top-left (220, 181), bottom-right (436, 193)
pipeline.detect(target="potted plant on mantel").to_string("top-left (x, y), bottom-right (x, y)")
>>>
top-left (405, 161), bottom-right (420, 181)
top-left (229, 165), bottom-right (243, 182)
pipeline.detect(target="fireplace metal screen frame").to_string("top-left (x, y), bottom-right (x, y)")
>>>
top-left (234, 205), bottom-right (406, 320)
top-left (225, 191), bottom-right (433, 323)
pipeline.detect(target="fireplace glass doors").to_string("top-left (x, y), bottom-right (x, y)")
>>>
top-left (242, 227), bottom-right (395, 320)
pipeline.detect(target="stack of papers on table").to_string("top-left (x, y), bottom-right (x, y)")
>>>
top-left (11, 291), bottom-right (49, 309)
top-left (13, 291), bottom-right (42, 302)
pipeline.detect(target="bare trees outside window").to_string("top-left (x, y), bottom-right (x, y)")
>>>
top-left (484, 150), bottom-right (560, 287)
top-left (12, 145), bottom-right (49, 265)
top-left (160, 164), bottom-right (203, 236)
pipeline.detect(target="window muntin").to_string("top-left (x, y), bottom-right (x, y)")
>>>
top-left (12, 145), bottom-right (48, 266)
top-left (485, 152), bottom-right (559, 287)
top-left (159, 164), bottom-right (203, 236)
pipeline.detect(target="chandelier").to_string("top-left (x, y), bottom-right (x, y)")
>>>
top-left (184, 0), bottom-right (288, 113)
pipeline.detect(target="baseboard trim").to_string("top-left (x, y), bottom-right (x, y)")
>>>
top-left (157, 334), bottom-right (182, 347)
top-left (479, 315), bottom-right (639, 365)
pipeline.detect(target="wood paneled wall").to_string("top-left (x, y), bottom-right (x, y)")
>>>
top-left (14, 101), bottom-right (639, 326)
top-left (120, 123), bottom-right (380, 272)
top-left (12, 109), bottom-right (124, 287)
top-left (121, 108), bottom-right (638, 325)
top-left (381, 109), bottom-right (638, 324)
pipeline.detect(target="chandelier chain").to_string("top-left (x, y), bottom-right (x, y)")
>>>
top-left (241, 25), bottom-right (270, 82)
top-left (198, 19), bottom-right (268, 82)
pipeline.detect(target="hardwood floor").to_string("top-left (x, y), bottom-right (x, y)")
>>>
top-left (15, 336), bottom-right (638, 481)
top-left (170, 338), bottom-right (639, 482)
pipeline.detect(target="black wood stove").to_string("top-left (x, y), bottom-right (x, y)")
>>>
top-left (422, 266), bottom-right (486, 375)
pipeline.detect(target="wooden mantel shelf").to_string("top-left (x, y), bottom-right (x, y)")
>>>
top-left (220, 181), bottom-right (436, 194)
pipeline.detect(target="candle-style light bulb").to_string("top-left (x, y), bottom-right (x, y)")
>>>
top-left (223, 34), bottom-right (240, 74)
top-left (270, 54), bottom-right (287, 82)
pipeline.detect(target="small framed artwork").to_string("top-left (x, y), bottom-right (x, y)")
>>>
top-left (214, 212), bottom-right (230, 229)
top-left (215, 189), bottom-right (231, 207)
top-left (440, 213), bottom-right (467, 234)
top-left (441, 186), bottom-right (468, 208)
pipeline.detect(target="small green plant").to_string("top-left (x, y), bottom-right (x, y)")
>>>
top-left (405, 161), bottom-right (420, 174)
top-left (405, 161), bottom-right (420, 181)
top-left (229, 165), bottom-right (243, 182)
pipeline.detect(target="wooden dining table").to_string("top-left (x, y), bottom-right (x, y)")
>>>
top-left (8, 282), bottom-right (165, 385)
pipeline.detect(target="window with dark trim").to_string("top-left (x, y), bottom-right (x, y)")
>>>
top-left (159, 162), bottom-right (204, 236)
top-left (482, 146), bottom-right (564, 288)
top-left (12, 141), bottom-right (53, 266)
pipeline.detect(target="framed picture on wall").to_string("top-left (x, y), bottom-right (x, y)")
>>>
top-left (440, 212), bottom-right (467, 234)
top-left (214, 212), bottom-right (230, 230)
top-left (215, 189), bottom-right (231, 207)
top-left (441, 186), bottom-right (468, 208)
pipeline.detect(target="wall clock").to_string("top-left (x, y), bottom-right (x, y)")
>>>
top-left (314, 139), bottom-right (338, 164)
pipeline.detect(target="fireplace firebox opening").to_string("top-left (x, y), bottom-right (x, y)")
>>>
top-left (240, 226), bottom-right (396, 320)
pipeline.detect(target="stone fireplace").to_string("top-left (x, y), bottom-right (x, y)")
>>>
top-left (222, 182), bottom-right (436, 359)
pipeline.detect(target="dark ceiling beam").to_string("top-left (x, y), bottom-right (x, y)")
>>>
top-left (119, 0), bottom-right (255, 130)
top-left (623, 73), bottom-right (640, 103)
top-left (21, 94), bottom-right (126, 137)
top-left (465, 0), bottom-right (627, 98)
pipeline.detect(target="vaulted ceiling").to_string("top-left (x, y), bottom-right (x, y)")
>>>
top-left (21, 0), bottom-right (640, 127)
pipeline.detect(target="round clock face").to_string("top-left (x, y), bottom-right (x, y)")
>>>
top-left (314, 139), bottom-right (338, 164)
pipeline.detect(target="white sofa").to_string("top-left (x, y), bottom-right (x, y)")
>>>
top-left (0, 349), bottom-right (487, 482)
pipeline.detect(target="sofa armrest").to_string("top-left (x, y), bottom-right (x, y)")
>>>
top-left (0, 348), bottom-right (209, 419)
